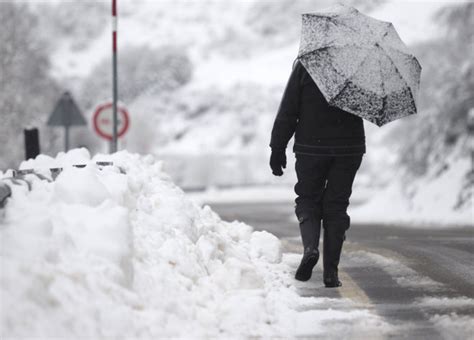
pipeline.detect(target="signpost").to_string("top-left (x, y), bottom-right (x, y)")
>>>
top-left (47, 91), bottom-right (87, 151)
top-left (93, 102), bottom-right (129, 143)
top-left (111, 0), bottom-right (119, 153)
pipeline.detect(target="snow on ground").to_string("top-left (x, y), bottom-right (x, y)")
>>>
top-left (349, 155), bottom-right (473, 228)
top-left (415, 296), bottom-right (474, 338)
top-left (429, 313), bottom-right (474, 340)
top-left (0, 149), bottom-right (390, 338)
top-left (415, 296), bottom-right (474, 309)
top-left (187, 155), bottom-right (471, 228)
top-left (187, 182), bottom-right (371, 206)
top-left (347, 250), bottom-right (444, 291)
top-left (344, 249), bottom-right (474, 338)
top-left (187, 185), bottom-right (296, 205)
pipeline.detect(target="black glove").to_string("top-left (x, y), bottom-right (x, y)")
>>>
top-left (270, 148), bottom-right (286, 176)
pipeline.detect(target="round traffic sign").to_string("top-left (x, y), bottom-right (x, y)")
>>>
top-left (93, 103), bottom-right (130, 140)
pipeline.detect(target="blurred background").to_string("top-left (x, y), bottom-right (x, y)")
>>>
top-left (0, 0), bottom-right (472, 226)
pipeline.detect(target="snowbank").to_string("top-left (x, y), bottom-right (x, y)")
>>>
top-left (0, 148), bottom-right (388, 338)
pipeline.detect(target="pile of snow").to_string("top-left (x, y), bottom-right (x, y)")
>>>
top-left (429, 313), bottom-right (474, 340)
top-left (0, 149), bottom-right (388, 338)
top-left (415, 296), bottom-right (474, 309)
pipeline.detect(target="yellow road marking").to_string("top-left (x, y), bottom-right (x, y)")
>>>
top-left (339, 269), bottom-right (387, 340)
top-left (339, 269), bottom-right (373, 307)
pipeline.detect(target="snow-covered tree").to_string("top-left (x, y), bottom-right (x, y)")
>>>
top-left (385, 3), bottom-right (473, 210)
top-left (0, 2), bottom-right (60, 169)
top-left (80, 45), bottom-right (193, 110)
top-left (391, 3), bottom-right (473, 173)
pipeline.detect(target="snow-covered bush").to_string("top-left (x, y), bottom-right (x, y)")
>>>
top-left (373, 3), bottom-right (474, 217)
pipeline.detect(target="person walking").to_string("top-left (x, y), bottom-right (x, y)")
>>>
top-left (269, 5), bottom-right (421, 287)
top-left (269, 60), bottom-right (365, 287)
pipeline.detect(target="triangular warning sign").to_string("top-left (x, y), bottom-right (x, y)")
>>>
top-left (47, 91), bottom-right (87, 127)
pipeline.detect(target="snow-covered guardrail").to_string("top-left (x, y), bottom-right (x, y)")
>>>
top-left (0, 161), bottom-right (124, 209)
top-left (0, 182), bottom-right (11, 208)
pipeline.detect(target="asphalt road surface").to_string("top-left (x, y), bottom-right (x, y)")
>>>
top-left (208, 201), bottom-right (474, 339)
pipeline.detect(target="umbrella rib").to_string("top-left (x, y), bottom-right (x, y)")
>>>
top-left (307, 14), bottom-right (361, 35)
top-left (331, 14), bottom-right (385, 43)
top-left (378, 58), bottom-right (387, 123)
top-left (327, 51), bottom-right (372, 103)
top-left (326, 15), bottom-right (362, 35)
top-left (383, 50), bottom-right (418, 109)
top-left (378, 45), bottom-right (413, 90)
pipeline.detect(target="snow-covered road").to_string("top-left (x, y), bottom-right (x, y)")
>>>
top-left (209, 201), bottom-right (474, 339)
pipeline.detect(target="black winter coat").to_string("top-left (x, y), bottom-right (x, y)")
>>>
top-left (270, 60), bottom-right (366, 156)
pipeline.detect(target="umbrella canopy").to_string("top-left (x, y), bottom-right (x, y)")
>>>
top-left (298, 5), bottom-right (422, 126)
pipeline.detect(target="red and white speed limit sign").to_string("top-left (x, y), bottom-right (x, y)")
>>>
top-left (93, 103), bottom-right (130, 141)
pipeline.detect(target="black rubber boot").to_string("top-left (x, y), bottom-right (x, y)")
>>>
top-left (295, 248), bottom-right (319, 281)
top-left (295, 210), bottom-right (321, 281)
top-left (323, 271), bottom-right (342, 288)
top-left (322, 219), bottom-right (347, 287)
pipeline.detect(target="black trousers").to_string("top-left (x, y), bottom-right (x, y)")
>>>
top-left (294, 153), bottom-right (363, 274)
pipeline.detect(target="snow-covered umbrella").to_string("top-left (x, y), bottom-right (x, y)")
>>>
top-left (298, 4), bottom-right (422, 126)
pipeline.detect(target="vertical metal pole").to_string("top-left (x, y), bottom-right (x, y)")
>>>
top-left (111, 0), bottom-right (118, 153)
top-left (65, 125), bottom-right (70, 152)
